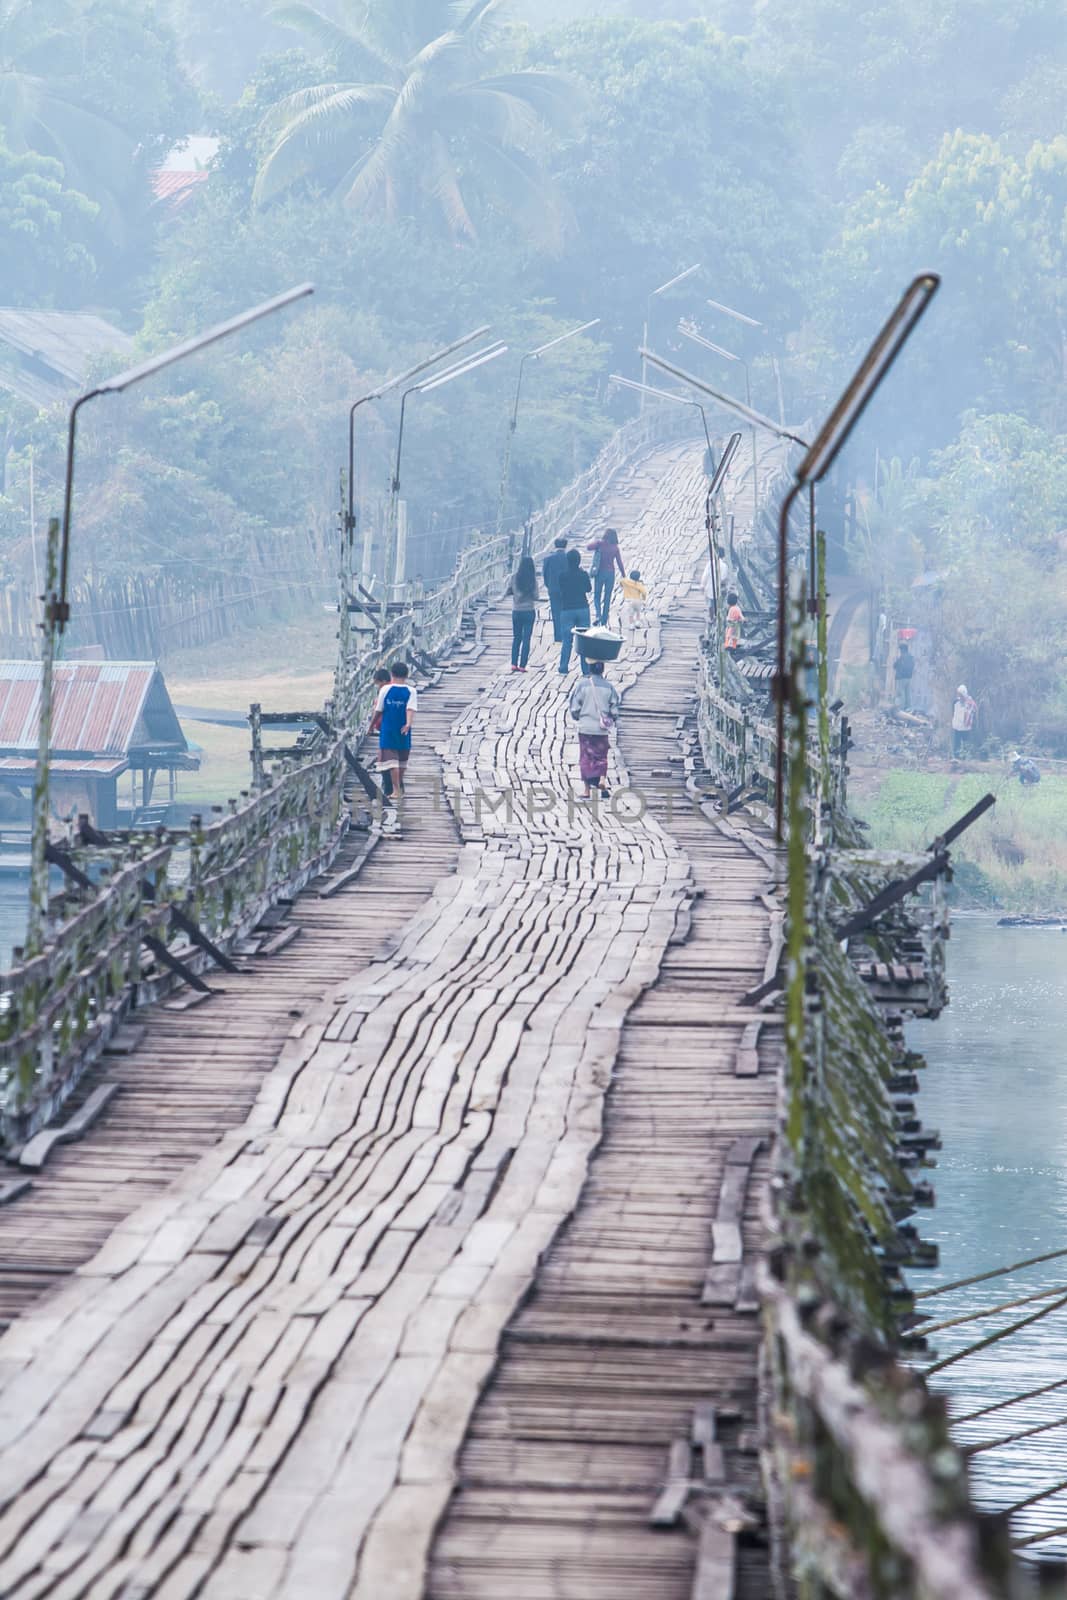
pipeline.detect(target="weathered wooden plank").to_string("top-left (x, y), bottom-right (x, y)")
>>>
top-left (18, 1085), bottom-right (121, 1170)
top-left (692, 1512), bottom-right (736, 1600)
top-left (650, 1438), bottom-right (694, 1528)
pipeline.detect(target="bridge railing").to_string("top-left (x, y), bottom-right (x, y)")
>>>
top-left (696, 482), bottom-right (1020, 1589)
top-left (0, 843), bottom-right (173, 1140)
top-left (0, 408), bottom-right (692, 1149)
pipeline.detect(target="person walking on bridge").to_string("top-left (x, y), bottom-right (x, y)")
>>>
top-left (587, 527), bottom-right (624, 625)
top-left (369, 665), bottom-right (394, 802)
top-left (724, 590), bottom-right (744, 651)
top-left (376, 660), bottom-right (417, 800)
top-left (569, 660), bottom-right (621, 800)
top-left (508, 555), bottom-right (539, 672)
top-left (541, 537), bottom-right (568, 643)
top-left (557, 548), bottom-right (592, 675)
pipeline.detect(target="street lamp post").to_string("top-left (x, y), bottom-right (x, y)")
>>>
top-left (29, 283), bottom-right (315, 955)
top-left (345, 326), bottom-right (492, 589)
top-left (643, 345), bottom-right (809, 588)
top-left (608, 374), bottom-right (714, 457)
top-left (496, 318), bottom-right (600, 542)
top-left (679, 321), bottom-right (762, 529)
top-left (381, 341), bottom-right (509, 623)
top-left (700, 432), bottom-right (742, 636)
top-left (645, 271), bottom-right (941, 836)
top-left (55, 284), bottom-right (315, 633)
top-left (641, 264), bottom-right (701, 405)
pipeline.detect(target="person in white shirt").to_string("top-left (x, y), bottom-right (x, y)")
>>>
top-left (951, 684), bottom-right (977, 759)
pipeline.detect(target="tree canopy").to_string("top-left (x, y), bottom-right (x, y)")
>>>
top-left (0, 0), bottom-right (1066, 751)
top-left (253, 0), bottom-right (580, 251)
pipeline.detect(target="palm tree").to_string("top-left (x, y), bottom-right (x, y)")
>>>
top-left (254, 0), bottom-right (579, 250)
top-left (0, 0), bottom-right (133, 229)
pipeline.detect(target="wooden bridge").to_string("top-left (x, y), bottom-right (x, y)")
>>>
top-left (0, 426), bottom-right (1035, 1598)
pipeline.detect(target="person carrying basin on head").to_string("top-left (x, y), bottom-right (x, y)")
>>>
top-left (507, 554), bottom-right (539, 672)
top-left (557, 548), bottom-right (593, 676)
top-left (586, 527), bottom-right (625, 625)
top-left (569, 659), bottom-right (621, 801)
top-left (541, 536), bottom-right (569, 644)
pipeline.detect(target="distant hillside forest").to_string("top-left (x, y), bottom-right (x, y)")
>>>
top-left (1, 0), bottom-right (1065, 746)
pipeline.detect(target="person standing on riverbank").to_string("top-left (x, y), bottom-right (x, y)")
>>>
top-left (951, 684), bottom-right (977, 758)
top-left (894, 642), bottom-right (915, 709)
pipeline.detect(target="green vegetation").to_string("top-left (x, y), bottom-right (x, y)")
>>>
top-left (255, 1), bottom-right (579, 251)
top-left (858, 769), bottom-right (1067, 912)
top-left (0, 0), bottom-right (1063, 760)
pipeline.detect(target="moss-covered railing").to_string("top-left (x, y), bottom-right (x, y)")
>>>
top-left (0, 408), bottom-right (687, 1150)
top-left (696, 519), bottom-right (1035, 1591)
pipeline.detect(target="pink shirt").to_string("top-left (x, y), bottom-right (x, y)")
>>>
top-left (586, 538), bottom-right (625, 576)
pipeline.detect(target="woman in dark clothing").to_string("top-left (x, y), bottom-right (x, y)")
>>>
top-left (508, 555), bottom-right (539, 671)
top-left (556, 549), bottom-right (593, 675)
top-left (586, 527), bottom-right (625, 625)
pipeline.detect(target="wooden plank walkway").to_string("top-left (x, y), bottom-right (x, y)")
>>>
top-left (427, 586), bottom-right (779, 1600)
top-left (0, 440), bottom-right (780, 1600)
top-left (0, 651), bottom-right (480, 1328)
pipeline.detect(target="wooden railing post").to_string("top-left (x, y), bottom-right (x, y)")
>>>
top-left (26, 517), bottom-right (61, 959)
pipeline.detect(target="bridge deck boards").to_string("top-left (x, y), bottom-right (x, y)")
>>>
top-left (428, 589), bottom-right (777, 1600)
top-left (0, 668), bottom-right (471, 1327)
top-left (0, 439), bottom-right (780, 1600)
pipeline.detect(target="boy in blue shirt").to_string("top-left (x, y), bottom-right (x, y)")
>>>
top-left (375, 660), bottom-right (417, 799)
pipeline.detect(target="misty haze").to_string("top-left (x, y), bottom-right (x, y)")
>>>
top-left (0, 0), bottom-right (1065, 1594)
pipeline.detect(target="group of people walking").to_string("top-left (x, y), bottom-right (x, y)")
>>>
top-left (370, 526), bottom-right (642, 815)
top-left (534, 527), bottom-right (646, 674)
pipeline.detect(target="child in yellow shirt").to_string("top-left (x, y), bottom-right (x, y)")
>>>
top-left (620, 569), bottom-right (648, 628)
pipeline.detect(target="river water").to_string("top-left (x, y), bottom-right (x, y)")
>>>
top-left (908, 914), bottom-right (1067, 1560)
top-left (0, 876), bottom-right (28, 968)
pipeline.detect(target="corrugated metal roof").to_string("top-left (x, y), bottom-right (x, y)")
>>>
top-left (0, 309), bottom-right (134, 410)
top-left (0, 662), bottom-right (186, 757)
top-left (151, 169), bottom-right (209, 206)
top-left (0, 757), bottom-right (128, 778)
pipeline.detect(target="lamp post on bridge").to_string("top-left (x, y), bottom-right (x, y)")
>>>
top-left (608, 379), bottom-right (742, 622)
top-left (644, 271), bottom-right (941, 836)
top-left (496, 318), bottom-right (600, 544)
top-left (382, 340), bottom-right (509, 624)
top-left (608, 373), bottom-right (715, 460)
top-left (678, 321), bottom-right (761, 529)
top-left (345, 326), bottom-right (491, 592)
top-left (703, 431), bottom-right (743, 643)
top-left (27, 283), bottom-right (316, 956)
top-left (641, 265), bottom-right (701, 407)
top-left (639, 345), bottom-right (811, 579)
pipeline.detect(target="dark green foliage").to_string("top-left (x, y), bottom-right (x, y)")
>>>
top-left (0, 132), bottom-right (98, 303)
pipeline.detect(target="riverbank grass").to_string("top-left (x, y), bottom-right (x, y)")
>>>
top-left (857, 771), bottom-right (1067, 913)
